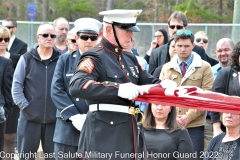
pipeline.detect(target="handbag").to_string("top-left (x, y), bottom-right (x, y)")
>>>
top-left (0, 104), bottom-right (6, 123)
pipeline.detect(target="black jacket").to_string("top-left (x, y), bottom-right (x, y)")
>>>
top-left (211, 66), bottom-right (240, 123)
top-left (13, 48), bottom-right (60, 123)
top-left (51, 50), bottom-right (88, 146)
top-left (148, 42), bottom-right (218, 74)
top-left (0, 56), bottom-right (13, 117)
top-left (9, 37), bottom-right (27, 69)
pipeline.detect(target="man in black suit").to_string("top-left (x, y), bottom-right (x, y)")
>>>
top-left (2, 18), bottom-right (27, 158)
top-left (148, 11), bottom-right (218, 74)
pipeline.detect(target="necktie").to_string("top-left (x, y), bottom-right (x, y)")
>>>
top-left (181, 62), bottom-right (186, 76)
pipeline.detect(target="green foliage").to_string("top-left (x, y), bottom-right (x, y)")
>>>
top-left (116, 0), bottom-right (145, 9)
top-left (49, 0), bottom-right (96, 21)
top-left (173, 1), bottom-right (232, 23)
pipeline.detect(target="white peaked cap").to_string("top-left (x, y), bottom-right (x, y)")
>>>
top-left (74, 18), bottom-right (102, 34)
top-left (99, 9), bottom-right (142, 32)
top-left (99, 9), bottom-right (142, 24)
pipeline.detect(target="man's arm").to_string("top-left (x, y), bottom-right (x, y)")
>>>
top-left (211, 68), bottom-right (229, 136)
top-left (11, 56), bottom-right (29, 110)
top-left (51, 55), bottom-right (80, 121)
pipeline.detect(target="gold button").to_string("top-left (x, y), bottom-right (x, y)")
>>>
top-left (105, 81), bottom-right (109, 84)
top-left (127, 73), bottom-right (129, 76)
top-left (115, 48), bottom-right (118, 52)
top-left (114, 75), bottom-right (117, 78)
top-left (119, 57), bottom-right (121, 60)
top-left (110, 121), bottom-right (114, 125)
top-left (114, 83), bottom-right (118, 85)
top-left (98, 45), bottom-right (101, 48)
top-left (136, 75), bottom-right (138, 78)
top-left (76, 98), bottom-right (79, 101)
top-left (122, 65), bottom-right (124, 68)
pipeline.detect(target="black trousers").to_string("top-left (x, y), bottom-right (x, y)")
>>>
top-left (54, 142), bottom-right (79, 160)
top-left (17, 116), bottom-right (55, 160)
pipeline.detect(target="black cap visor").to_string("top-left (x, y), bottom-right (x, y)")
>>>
top-left (113, 22), bottom-right (140, 32)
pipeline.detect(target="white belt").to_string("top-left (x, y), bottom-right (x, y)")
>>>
top-left (89, 104), bottom-right (130, 114)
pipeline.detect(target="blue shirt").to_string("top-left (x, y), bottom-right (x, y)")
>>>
top-left (177, 54), bottom-right (194, 72)
top-left (211, 63), bottom-right (222, 79)
top-left (135, 55), bottom-right (149, 112)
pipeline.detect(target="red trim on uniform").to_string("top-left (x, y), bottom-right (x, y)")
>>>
top-left (78, 58), bottom-right (94, 74)
top-left (131, 116), bottom-right (137, 160)
top-left (82, 80), bottom-right (94, 90)
top-left (103, 45), bottom-right (119, 56)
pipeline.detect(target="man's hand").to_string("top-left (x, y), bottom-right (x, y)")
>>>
top-left (160, 79), bottom-right (177, 88)
top-left (176, 115), bottom-right (185, 126)
top-left (69, 114), bottom-right (87, 131)
top-left (118, 83), bottom-right (140, 100)
top-left (0, 106), bottom-right (6, 123)
top-left (177, 114), bottom-right (191, 127)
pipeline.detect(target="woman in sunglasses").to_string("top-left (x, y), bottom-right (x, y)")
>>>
top-left (0, 25), bottom-right (14, 160)
top-left (194, 31), bottom-right (209, 51)
top-left (0, 26), bottom-right (11, 58)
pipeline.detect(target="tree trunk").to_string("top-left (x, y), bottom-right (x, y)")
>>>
top-left (8, 0), bottom-right (14, 18)
top-left (16, 0), bottom-right (21, 18)
top-left (219, 0), bottom-right (222, 23)
top-left (42, 0), bottom-right (48, 21)
top-left (106, 0), bottom-right (114, 10)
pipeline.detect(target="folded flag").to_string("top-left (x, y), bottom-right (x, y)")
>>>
top-left (135, 84), bottom-right (240, 114)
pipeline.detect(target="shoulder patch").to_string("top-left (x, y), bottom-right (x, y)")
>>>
top-left (78, 58), bottom-right (94, 74)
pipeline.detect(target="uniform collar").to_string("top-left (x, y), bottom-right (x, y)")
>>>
top-left (100, 37), bottom-right (123, 55)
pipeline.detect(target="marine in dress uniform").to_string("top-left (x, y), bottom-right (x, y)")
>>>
top-left (69, 10), bottom-right (160, 160)
top-left (51, 18), bottom-right (102, 160)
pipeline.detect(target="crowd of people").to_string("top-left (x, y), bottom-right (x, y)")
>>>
top-left (0, 8), bottom-right (239, 160)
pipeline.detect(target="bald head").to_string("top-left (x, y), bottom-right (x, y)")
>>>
top-left (36, 23), bottom-right (56, 48)
top-left (215, 38), bottom-right (234, 67)
top-left (216, 38), bottom-right (234, 49)
top-left (37, 23), bottom-right (55, 35)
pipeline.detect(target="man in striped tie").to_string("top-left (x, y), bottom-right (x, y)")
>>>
top-left (160, 30), bottom-right (214, 160)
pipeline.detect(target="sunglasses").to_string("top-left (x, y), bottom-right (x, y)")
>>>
top-left (176, 30), bottom-right (192, 36)
top-left (169, 25), bottom-right (184, 30)
top-left (5, 26), bottom-right (15, 29)
top-left (38, 34), bottom-right (56, 39)
top-left (0, 38), bottom-right (10, 42)
top-left (195, 38), bottom-right (208, 44)
top-left (79, 35), bottom-right (98, 41)
top-left (68, 39), bottom-right (76, 43)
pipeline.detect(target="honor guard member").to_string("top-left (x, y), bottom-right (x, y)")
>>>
top-left (51, 18), bottom-right (102, 160)
top-left (69, 10), bottom-right (161, 159)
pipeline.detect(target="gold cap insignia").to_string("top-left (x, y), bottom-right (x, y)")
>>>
top-left (134, 12), bottom-right (140, 17)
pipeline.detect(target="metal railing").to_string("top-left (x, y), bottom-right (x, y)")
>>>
top-left (4, 21), bottom-right (240, 59)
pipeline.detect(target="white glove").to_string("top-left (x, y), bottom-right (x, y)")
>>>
top-left (160, 79), bottom-right (177, 89)
top-left (69, 114), bottom-right (87, 131)
top-left (118, 83), bottom-right (140, 100)
top-left (137, 84), bottom-right (158, 95)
